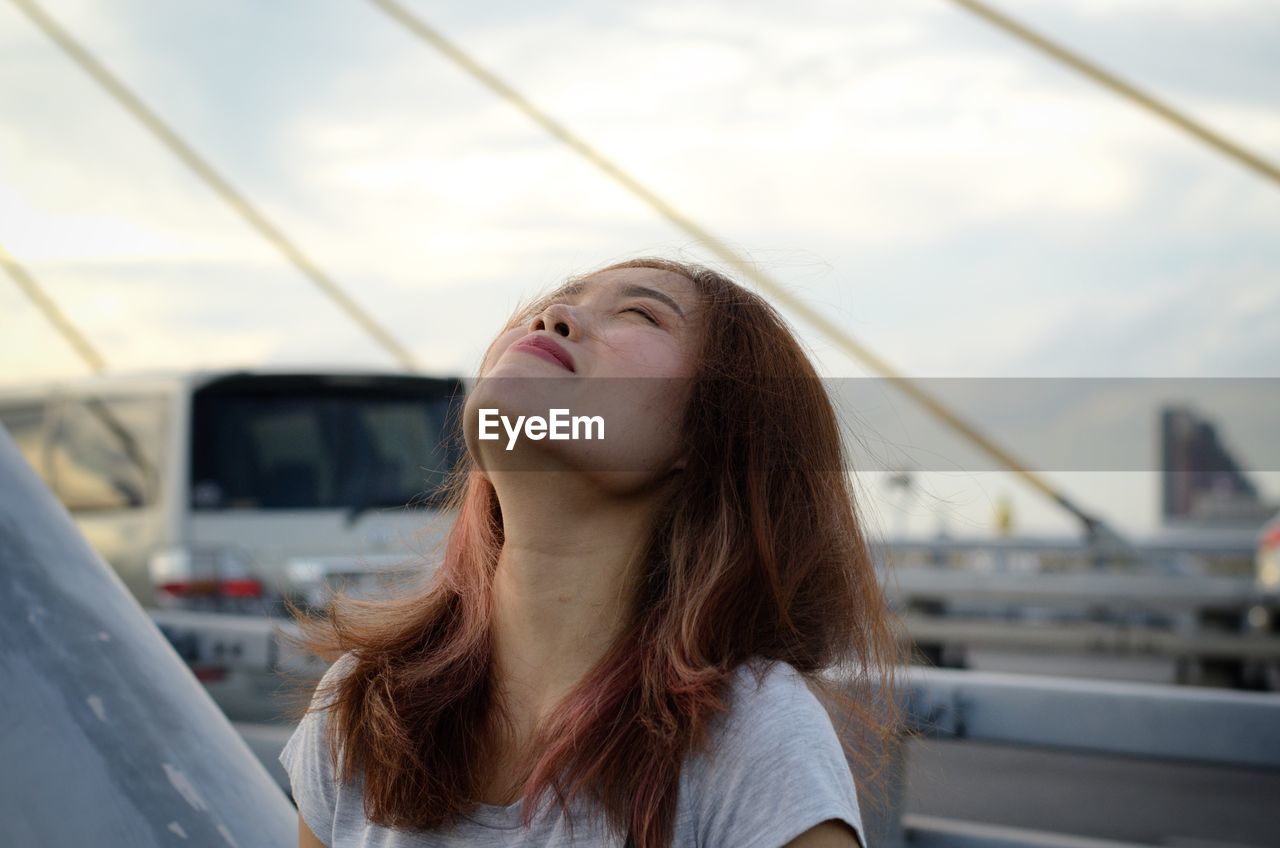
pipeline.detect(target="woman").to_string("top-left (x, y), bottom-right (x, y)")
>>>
top-left (277, 256), bottom-right (908, 847)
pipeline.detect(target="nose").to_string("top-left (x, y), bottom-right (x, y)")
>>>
top-left (531, 302), bottom-right (578, 339)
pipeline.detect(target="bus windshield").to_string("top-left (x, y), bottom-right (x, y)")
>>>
top-left (190, 376), bottom-right (462, 512)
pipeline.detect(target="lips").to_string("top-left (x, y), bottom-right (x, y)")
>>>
top-left (512, 334), bottom-right (576, 372)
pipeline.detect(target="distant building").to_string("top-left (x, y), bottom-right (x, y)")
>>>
top-left (1161, 406), bottom-right (1276, 528)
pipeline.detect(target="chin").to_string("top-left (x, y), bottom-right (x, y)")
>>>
top-left (475, 434), bottom-right (679, 496)
top-left (469, 370), bottom-right (581, 423)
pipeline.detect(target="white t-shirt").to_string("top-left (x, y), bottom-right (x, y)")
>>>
top-left (280, 652), bottom-right (866, 848)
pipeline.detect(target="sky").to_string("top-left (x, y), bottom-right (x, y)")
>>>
top-left (2, 0), bottom-right (1278, 540)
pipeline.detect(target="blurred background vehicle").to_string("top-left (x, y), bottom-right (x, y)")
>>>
top-left (0, 368), bottom-right (464, 616)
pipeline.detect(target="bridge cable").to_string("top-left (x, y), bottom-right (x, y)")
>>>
top-left (9, 0), bottom-right (422, 372)
top-left (943, 0), bottom-right (1280, 190)
top-left (1, 243), bottom-right (107, 373)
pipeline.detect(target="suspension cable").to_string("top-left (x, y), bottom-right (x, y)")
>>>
top-left (1, 244), bottom-right (107, 373)
top-left (9, 0), bottom-right (422, 371)
top-left (944, 0), bottom-right (1280, 189)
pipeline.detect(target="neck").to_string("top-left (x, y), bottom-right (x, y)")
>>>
top-left (487, 469), bottom-right (663, 720)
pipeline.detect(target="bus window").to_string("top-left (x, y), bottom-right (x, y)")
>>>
top-left (190, 388), bottom-right (457, 512)
top-left (0, 404), bottom-right (52, 486)
top-left (49, 396), bottom-right (167, 511)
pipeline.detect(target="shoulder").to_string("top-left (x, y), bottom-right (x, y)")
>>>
top-left (684, 658), bottom-right (866, 848)
top-left (277, 652), bottom-right (360, 846)
top-left (720, 659), bottom-right (835, 740)
top-left (280, 650), bottom-right (359, 762)
top-left (290, 651), bottom-right (360, 758)
top-left (317, 650), bottom-right (359, 691)
top-left (722, 660), bottom-right (859, 788)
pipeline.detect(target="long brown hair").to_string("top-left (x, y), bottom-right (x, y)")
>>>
top-left (277, 256), bottom-right (910, 847)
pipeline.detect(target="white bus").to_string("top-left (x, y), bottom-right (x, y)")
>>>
top-left (0, 368), bottom-right (463, 615)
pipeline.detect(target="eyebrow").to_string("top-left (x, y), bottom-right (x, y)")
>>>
top-left (621, 284), bottom-right (686, 318)
top-left (551, 279), bottom-right (686, 319)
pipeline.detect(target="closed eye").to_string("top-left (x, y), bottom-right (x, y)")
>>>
top-left (622, 306), bottom-right (659, 325)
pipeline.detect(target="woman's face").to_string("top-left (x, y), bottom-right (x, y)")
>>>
top-left (464, 267), bottom-right (703, 492)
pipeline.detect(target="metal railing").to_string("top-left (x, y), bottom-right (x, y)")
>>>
top-left (873, 538), bottom-right (1279, 690)
top-left (852, 666), bottom-right (1280, 848)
